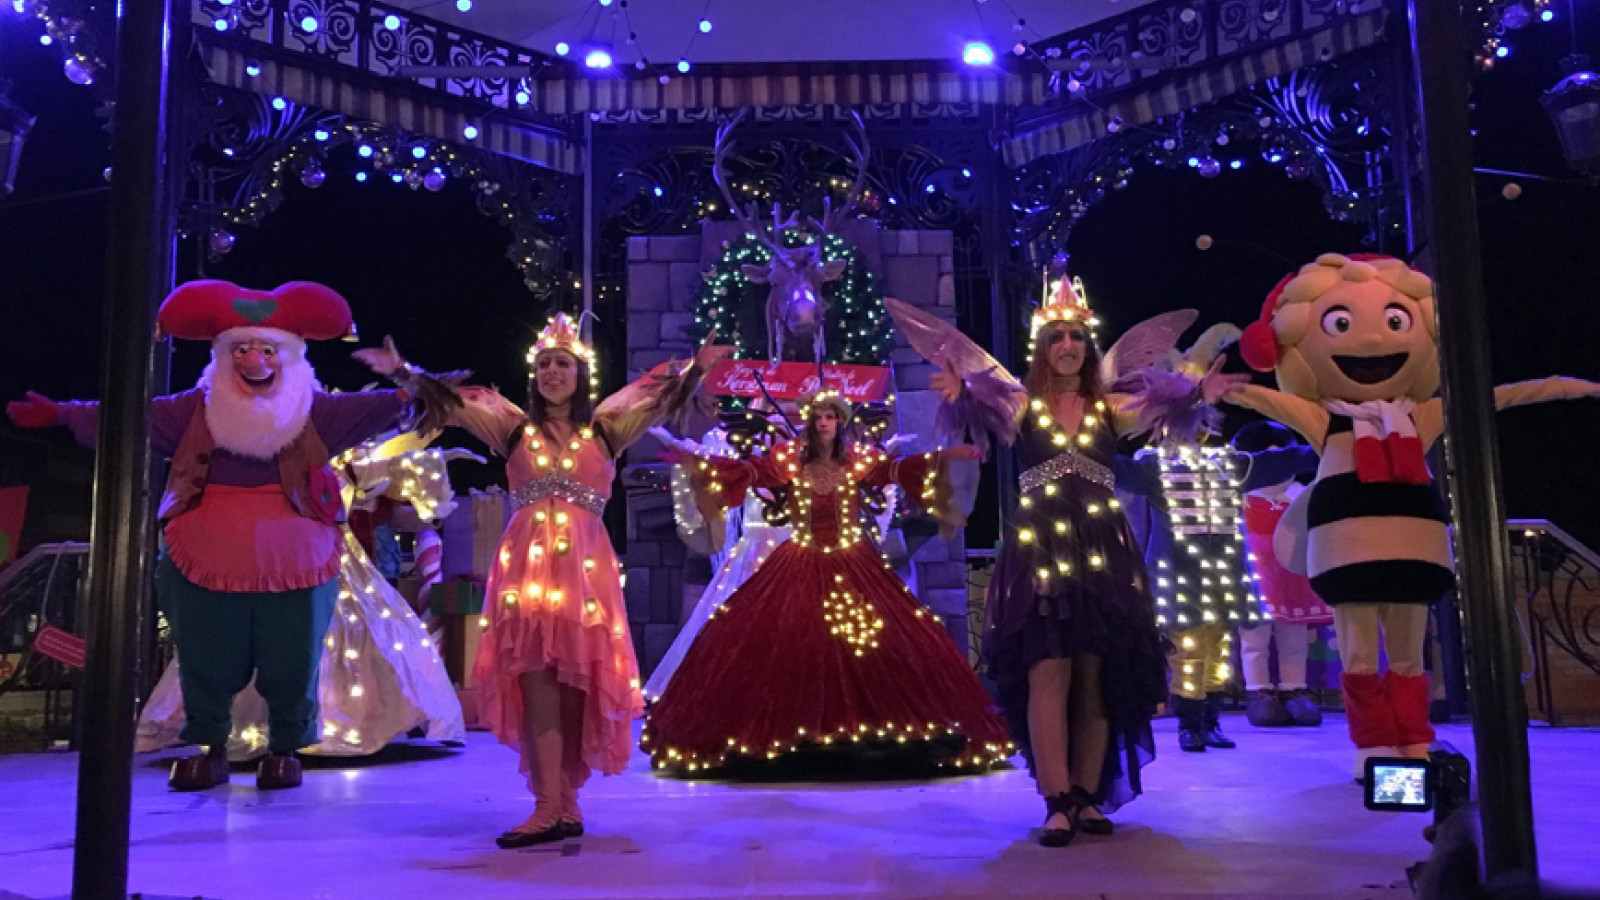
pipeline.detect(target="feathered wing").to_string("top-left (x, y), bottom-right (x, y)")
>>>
top-left (883, 296), bottom-right (1026, 450)
top-left (1099, 309), bottom-right (1199, 386)
top-left (883, 296), bottom-right (1022, 388)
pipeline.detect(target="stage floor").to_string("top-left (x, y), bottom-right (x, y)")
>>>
top-left (1, 715), bottom-right (1596, 900)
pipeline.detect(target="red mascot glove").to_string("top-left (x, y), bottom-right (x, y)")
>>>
top-left (7, 391), bottom-right (60, 429)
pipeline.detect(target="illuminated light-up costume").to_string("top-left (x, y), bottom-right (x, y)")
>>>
top-left (1109, 323), bottom-right (1264, 752)
top-left (888, 277), bottom-right (1227, 829)
top-left (451, 314), bottom-right (715, 804)
top-left (1121, 443), bottom-right (1257, 751)
top-left (644, 422), bottom-right (793, 702)
top-left (645, 408), bottom-right (904, 702)
top-left (642, 391), bottom-right (1011, 775)
top-left (136, 430), bottom-right (477, 758)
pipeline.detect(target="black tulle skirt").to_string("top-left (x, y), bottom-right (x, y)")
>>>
top-left (980, 476), bottom-right (1167, 812)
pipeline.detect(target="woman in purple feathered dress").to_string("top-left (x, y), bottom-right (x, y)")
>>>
top-left (921, 287), bottom-right (1243, 848)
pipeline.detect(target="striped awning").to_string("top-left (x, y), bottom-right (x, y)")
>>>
top-left (1002, 10), bottom-right (1388, 168)
top-left (200, 42), bottom-right (583, 175)
top-left (519, 65), bottom-right (1056, 116)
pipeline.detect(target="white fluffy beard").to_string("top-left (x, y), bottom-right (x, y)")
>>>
top-left (199, 341), bottom-right (317, 460)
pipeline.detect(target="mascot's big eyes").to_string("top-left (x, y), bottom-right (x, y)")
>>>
top-left (1384, 304), bottom-right (1413, 333)
top-left (1321, 307), bottom-right (1353, 336)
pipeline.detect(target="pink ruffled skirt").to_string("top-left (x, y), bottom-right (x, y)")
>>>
top-left (474, 500), bottom-right (643, 788)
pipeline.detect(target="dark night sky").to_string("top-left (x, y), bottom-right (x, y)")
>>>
top-left (4, 11), bottom-right (1600, 549)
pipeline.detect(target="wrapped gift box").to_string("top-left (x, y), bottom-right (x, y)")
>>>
top-left (430, 579), bottom-right (487, 692)
top-left (429, 580), bottom-right (486, 617)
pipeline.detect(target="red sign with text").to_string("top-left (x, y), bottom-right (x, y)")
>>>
top-left (704, 360), bottom-right (891, 402)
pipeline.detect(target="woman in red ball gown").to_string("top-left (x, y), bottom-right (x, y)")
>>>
top-left (643, 391), bottom-right (1011, 775)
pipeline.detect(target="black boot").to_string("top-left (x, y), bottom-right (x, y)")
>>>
top-left (1203, 692), bottom-right (1236, 749)
top-left (1177, 698), bottom-right (1208, 752)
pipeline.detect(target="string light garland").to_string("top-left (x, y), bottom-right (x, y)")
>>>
top-left (689, 230), bottom-right (891, 367)
top-left (205, 109), bottom-right (571, 296)
top-left (8, 0), bottom-right (105, 85)
top-left (1471, 0), bottom-right (1558, 70)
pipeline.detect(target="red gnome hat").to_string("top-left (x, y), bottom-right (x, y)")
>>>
top-left (157, 280), bottom-right (354, 342)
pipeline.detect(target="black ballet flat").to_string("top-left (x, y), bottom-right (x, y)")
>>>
top-left (1069, 786), bottom-right (1114, 836)
top-left (1039, 792), bottom-right (1078, 847)
top-left (495, 822), bottom-right (567, 849)
top-left (560, 819), bottom-right (584, 838)
top-left (1077, 809), bottom-right (1114, 836)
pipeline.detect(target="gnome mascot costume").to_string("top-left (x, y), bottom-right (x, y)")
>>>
top-left (6, 280), bottom-right (459, 790)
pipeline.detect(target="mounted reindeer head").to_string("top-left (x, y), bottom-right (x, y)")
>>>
top-left (712, 110), bottom-right (870, 365)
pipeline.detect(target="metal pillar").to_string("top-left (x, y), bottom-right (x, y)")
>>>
top-left (983, 105), bottom-right (1017, 515)
top-left (70, 0), bottom-right (175, 895)
top-left (582, 114), bottom-right (595, 337)
top-left (1406, 0), bottom-right (1539, 889)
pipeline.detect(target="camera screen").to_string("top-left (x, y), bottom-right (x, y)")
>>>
top-left (1371, 763), bottom-right (1429, 807)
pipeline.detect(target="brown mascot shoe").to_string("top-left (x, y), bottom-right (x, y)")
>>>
top-left (256, 754), bottom-right (304, 790)
top-left (169, 745), bottom-right (231, 791)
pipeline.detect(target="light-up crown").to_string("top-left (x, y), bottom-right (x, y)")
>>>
top-left (799, 389), bottom-right (851, 422)
top-left (1030, 274), bottom-right (1098, 335)
top-left (525, 312), bottom-right (594, 367)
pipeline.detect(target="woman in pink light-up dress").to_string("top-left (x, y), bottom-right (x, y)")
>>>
top-left (451, 315), bottom-right (716, 848)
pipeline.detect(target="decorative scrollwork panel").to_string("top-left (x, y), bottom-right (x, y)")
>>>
top-left (1013, 50), bottom-right (1401, 260)
top-left (1215, 0), bottom-right (1296, 55)
top-left (197, 0), bottom-right (275, 42)
top-left (283, 0), bottom-right (360, 65)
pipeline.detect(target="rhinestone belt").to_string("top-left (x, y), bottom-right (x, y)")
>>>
top-left (510, 475), bottom-right (607, 517)
top-left (1019, 451), bottom-right (1115, 494)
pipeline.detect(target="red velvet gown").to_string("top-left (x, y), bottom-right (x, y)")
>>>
top-left (642, 442), bottom-right (1011, 774)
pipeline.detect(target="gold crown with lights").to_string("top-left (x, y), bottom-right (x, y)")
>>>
top-left (1030, 273), bottom-right (1098, 335)
top-left (798, 389), bottom-right (852, 422)
top-left (526, 312), bottom-right (593, 366)
top-left (525, 312), bottom-right (600, 397)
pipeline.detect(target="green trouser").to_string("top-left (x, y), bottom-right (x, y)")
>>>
top-left (157, 556), bottom-right (337, 754)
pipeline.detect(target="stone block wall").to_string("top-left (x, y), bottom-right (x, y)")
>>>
top-left (621, 221), bottom-right (975, 679)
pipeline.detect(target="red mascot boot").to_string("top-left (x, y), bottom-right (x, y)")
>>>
top-left (1341, 672), bottom-right (1399, 782)
top-left (1385, 671), bottom-right (1435, 758)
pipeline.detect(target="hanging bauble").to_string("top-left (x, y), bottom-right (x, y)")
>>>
top-left (1197, 157), bottom-right (1222, 178)
top-left (423, 170), bottom-right (446, 191)
top-left (63, 56), bottom-right (95, 85)
top-left (301, 165), bottom-right (326, 188)
top-left (209, 230), bottom-right (236, 255)
top-left (1500, 2), bottom-right (1533, 29)
top-left (404, 170), bottom-right (424, 190)
top-left (1285, 161), bottom-right (1313, 180)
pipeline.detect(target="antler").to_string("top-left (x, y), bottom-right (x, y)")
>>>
top-left (712, 111), bottom-right (785, 254)
top-left (811, 111), bottom-right (871, 238)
